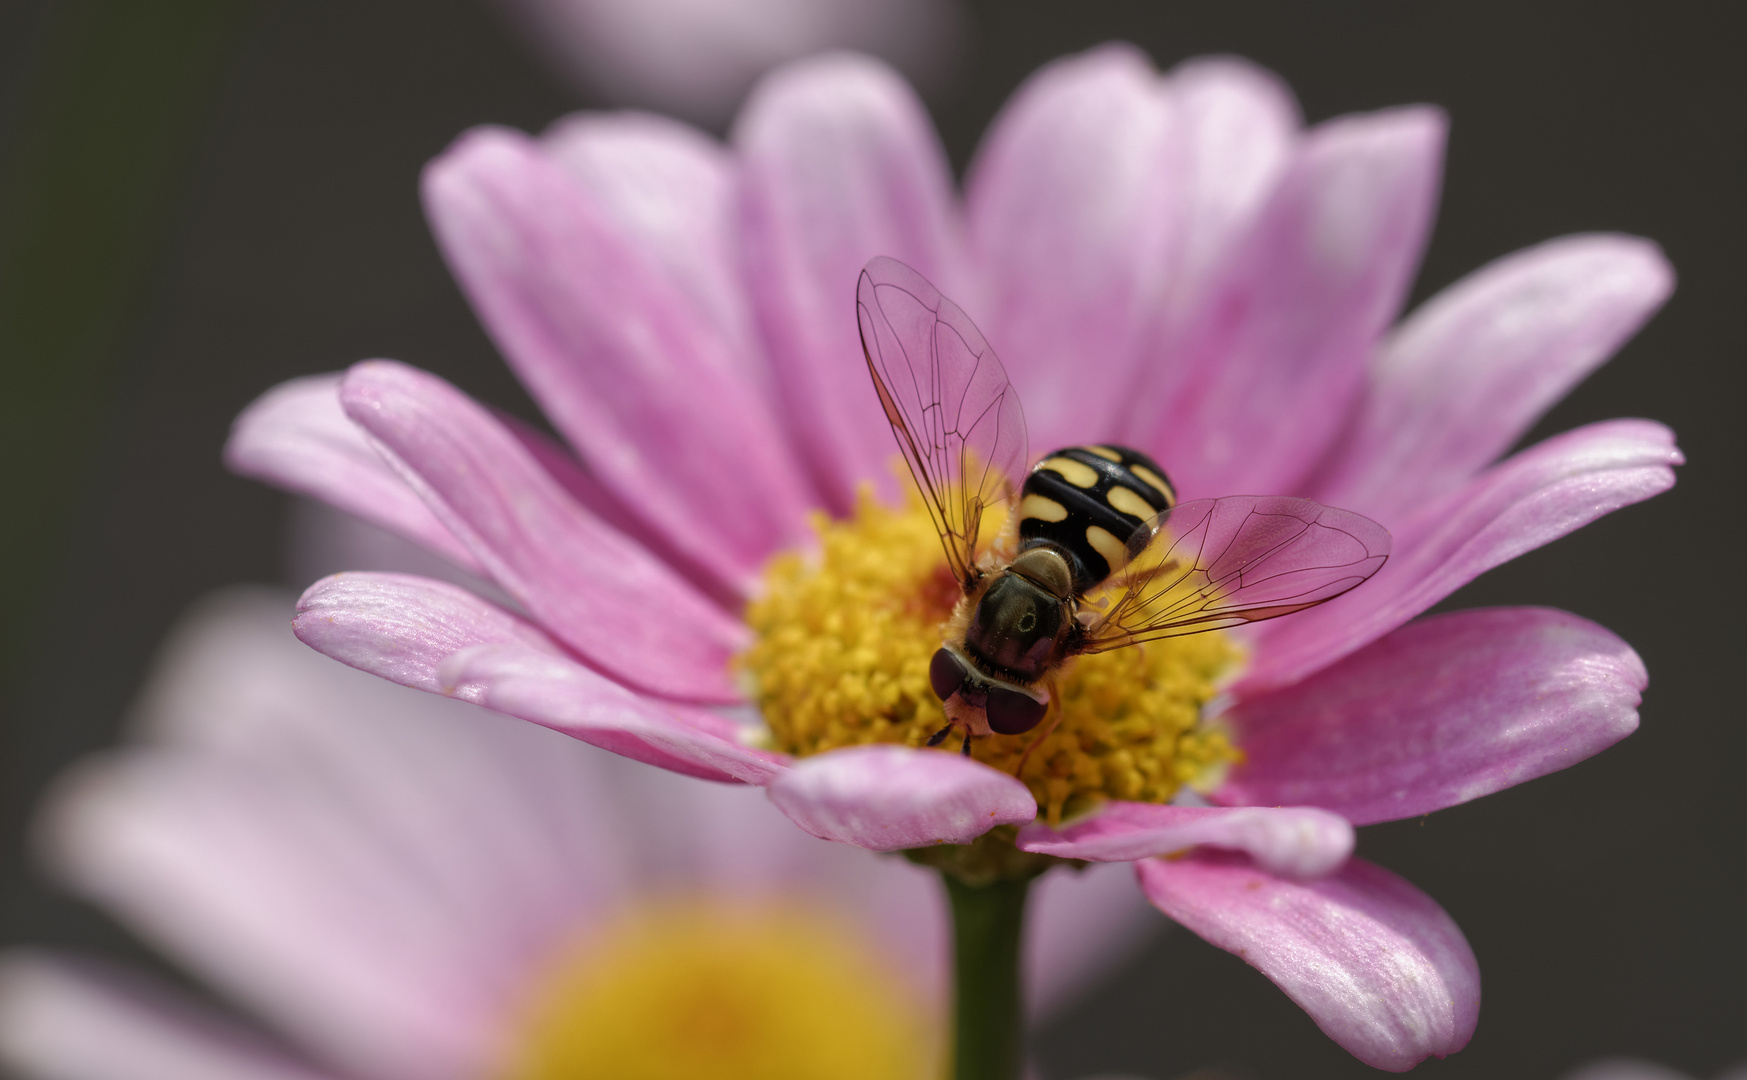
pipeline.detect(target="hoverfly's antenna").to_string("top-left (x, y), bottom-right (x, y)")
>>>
top-left (961, 732), bottom-right (972, 757)
top-left (925, 724), bottom-right (954, 748)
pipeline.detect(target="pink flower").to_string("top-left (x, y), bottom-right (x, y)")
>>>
top-left (491, 0), bottom-right (963, 127)
top-left (224, 45), bottom-right (1679, 1071)
top-left (0, 588), bottom-right (1148, 1080)
top-left (1561, 1062), bottom-right (1747, 1080)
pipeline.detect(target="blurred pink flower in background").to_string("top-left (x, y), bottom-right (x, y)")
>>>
top-left (1068, 1062), bottom-right (1747, 1080)
top-left (0, 586), bottom-right (1151, 1080)
top-left (1562, 1061), bottom-right (1747, 1080)
top-left (224, 44), bottom-right (1679, 1070)
top-left (491, 0), bottom-right (963, 126)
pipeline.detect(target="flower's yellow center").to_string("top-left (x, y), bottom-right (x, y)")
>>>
top-left (738, 490), bottom-right (1242, 826)
top-left (504, 900), bottom-right (936, 1080)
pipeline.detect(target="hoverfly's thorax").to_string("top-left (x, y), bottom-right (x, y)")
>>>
top-left (1018, 444), bottom-right (1177, 593)
top-left (1008, 546), bottom-right (1075, 600)
top-left (963, 571), bottom-right (1071, 681)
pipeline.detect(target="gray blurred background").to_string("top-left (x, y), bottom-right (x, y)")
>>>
top-left (1, 2), bottom-right (1741, 1078)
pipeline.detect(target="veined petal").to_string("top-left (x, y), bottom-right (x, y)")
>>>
top-left (1239, 418), bottom-right (1680, 693)
top-left (296, 576), bottom-right (776, 785)
top-left (1138, 106), bottom-right (1446, 498)
top-left (1564, 1061), bottom-right (1700, 1080)
top-left (964, 43), bottom-right (1180, 446)
top-left (1309, 233), bottom-right (1675, 522)
top-left (1138, 853), bottom-right (1478, 1071)
top-left (766, 745), bottom-right (1035, 851)
top-left (38, 755), bottom-right (506, 1080)
top-left (1017, 802), bottom-right (1352, 879)
top-left (0, 954), bottom-right (342, 1080)
top-left (1026, 862), bottom-right (1162, 1017)
top-left (736, 53), bottom-right (963, 514)
top-left (293, 572), bottom-right (565, 699)
top-left (1220, 607), bottom-right (1645, 824)
top-left (438, 645), bottom-right (786, 785)
top-left (339, 360), bottom-right (746, 702)
top-left (224, 374), bottom-right (483, 574)
top-left (541, 111), bottom-right (764, 378)
top-left (423, 127), bottom-right (812, 594)
top-left (1162, 56), bottom-right (1300, 317)
top-left (156, 588), bottom-right (632, 968)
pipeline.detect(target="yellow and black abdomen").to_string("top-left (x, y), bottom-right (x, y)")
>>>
top-left (1018, 444), bottom-right (1177, 593)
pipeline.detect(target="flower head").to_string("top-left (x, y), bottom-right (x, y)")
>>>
top-left (0, 588), bottom-right (1148, 1080)
top-left (225, 44), bottom-right (1679, 1070)
top-left (492, 0), bottom-right (962, 127)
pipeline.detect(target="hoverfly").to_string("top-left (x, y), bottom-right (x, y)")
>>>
top-left (855, 256), bottom-right (1391, 756)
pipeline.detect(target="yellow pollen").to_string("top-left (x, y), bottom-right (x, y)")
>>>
top-left (504, 901), bottom-right (935, 1080)
top-left (738, 488), bottom-right (1243, 827)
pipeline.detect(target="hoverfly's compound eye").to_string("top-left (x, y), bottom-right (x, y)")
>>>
top-left (928, 648), bottom-right (966, 701)
top-left (985, 687), bottom-right (1048, 735)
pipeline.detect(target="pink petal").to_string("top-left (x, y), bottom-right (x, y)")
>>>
top-left (1309, 233), bottom-right (1675, 523)
top-left (1026, 862), bottom-right (1163, 1016)
top-left (438, 644), bottom-right (786, 785)
top-left (540, 112), bottom-right (766, 384)
top-left (224, 374), bottom-right (483, 574)
top-left (1162, 56), bottom-right (1300, 318)
top-left (604, 757), bottom-right (949, 995)
top-left (1564, 1061), bottom-right (1700, 1080)
top-left (295, 576), bottom-right (779, 784)
top-left (1017, 802), bottom-right (1352, 879)
top-left (492, 411), bottom-right (723, 599)
top-left (286, 499), bottom-right (513, 606)
top-left (149, 588), bottom-right (632, 971)
top-left (0, 954), bottom-right (342, 1080)
top-left (1136, 107), bottom-right (1446, 498)
top-left (1219, 607), bottom-right (1645, 824)
top-left (88, 588), bottom-right (745, 1078)
top-left (1138, 853), bottom-right (1479, 1071)
top-left (423, 127), bottom-right (812, 593)
top-left (765, 745), bottom-right (1035, 851)
top-left (964, 43), bottom-right (1180, 446)
top-left (339, 360), bottom-right (746, 702)
top-left (40, 754), bottom-right (507, 1080)
top-left (735, 54), bottom-right (963, 514)
top-left (293, 572), bottom-right (564, 699)
top-left (1239, 418), bottom-right (1680, 694)
top-left (492, 0), bottom-right (963, 129)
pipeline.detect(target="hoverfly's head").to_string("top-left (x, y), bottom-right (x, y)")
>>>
top-left (928, 645), bottom-right (1049, 735)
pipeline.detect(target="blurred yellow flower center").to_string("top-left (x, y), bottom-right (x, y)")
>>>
top-left (738, 490), bottom-right (1242, 826)
top-left (505, 901), bottom-right (934, 1080)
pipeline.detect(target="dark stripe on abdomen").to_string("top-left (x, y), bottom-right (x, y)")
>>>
top-left (1017, 445), bottom-right (1176, 593)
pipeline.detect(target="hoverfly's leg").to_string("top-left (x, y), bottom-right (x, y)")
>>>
top-left (960, 732), bottom-right (972, 757)
top-left (925, 723), bottom-right (955, 748)
top-left (1013, 690), bottom-right (1063, 777)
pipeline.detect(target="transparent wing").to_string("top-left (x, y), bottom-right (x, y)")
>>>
top-left (1081, 496), bottom-right (1391, 651)
top-left (856, 256), bottom-right (1028, 587)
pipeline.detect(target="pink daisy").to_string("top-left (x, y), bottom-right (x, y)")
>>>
top-left (224, 44), bottom-right (1679, 1072)
top-left (490, 0), bottom-right (962, 127)
top-left (0, 588), bottom-right (1149, 1080)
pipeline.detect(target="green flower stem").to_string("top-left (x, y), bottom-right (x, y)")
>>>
top-left (941, 870), bottom-right (1031, 1080)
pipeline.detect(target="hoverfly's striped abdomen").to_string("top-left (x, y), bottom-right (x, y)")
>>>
top-left (1018, 444), bottom-right (1177, 593)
